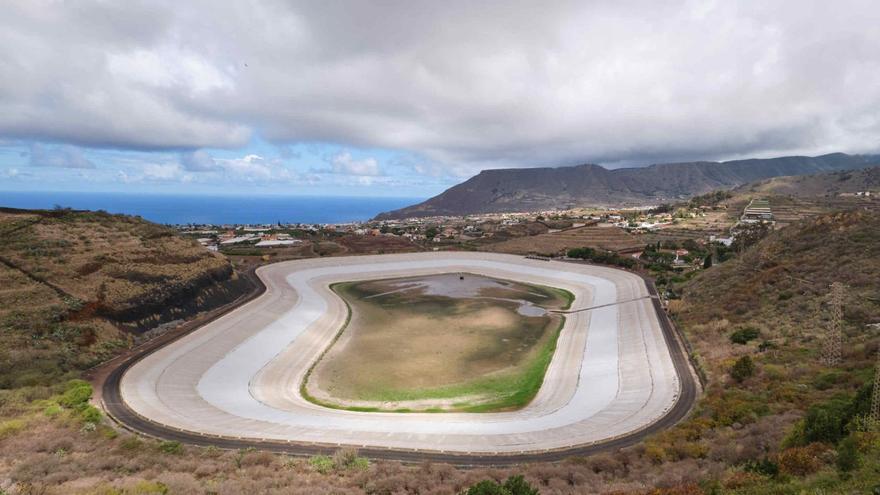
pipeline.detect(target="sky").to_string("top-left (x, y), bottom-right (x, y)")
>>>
top-left (1, 0), bottom-right (879, 197)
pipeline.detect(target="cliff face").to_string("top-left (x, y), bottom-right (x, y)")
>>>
top-left (376, 153), bottom-right (880, 219)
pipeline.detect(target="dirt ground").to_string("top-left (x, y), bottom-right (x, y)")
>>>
top-left (306, 273), bottom-right (569, 411)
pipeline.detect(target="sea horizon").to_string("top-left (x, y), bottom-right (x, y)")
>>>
top-left (0, 190), bottom-right (424, 225)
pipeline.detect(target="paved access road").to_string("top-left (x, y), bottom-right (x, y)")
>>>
top-left (107, 253), bottom-right (696, 464)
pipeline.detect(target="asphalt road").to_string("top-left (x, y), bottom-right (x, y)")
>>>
top-left (97, 255), bottom-right (698, 467)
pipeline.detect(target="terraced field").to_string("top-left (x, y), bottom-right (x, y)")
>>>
top-left (486, 224), bottom-right (644, 255)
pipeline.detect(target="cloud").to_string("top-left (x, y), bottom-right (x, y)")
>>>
top-left (2, 1), bottom-right (880, 175)
top-left (330, 152), bottom-right (381, 176)
top-left (143, 163), bottom-right (183, 180)
top-left (180, 149), bottom-right (217, 171)
top-left (216, 154), bottom-right (275, 179)
top-left (29, 144), bottom-right (95, 169)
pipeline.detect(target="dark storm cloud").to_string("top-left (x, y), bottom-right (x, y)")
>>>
top-left (1, 0), bottom-right (879, 173)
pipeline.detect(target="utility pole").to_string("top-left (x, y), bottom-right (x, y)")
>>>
top-left (820, 282), bottom-right (846, 366)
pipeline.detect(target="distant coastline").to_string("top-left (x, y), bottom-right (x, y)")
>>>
top-left (0, 191), bottom-right (424, 225)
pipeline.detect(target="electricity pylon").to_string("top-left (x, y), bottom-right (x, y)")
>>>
top-left (870, 348), bottom-right (880, 430)
top-left (820, 282), bottom-right (846, 366)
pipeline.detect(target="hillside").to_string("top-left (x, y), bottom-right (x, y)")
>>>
top-left (0, 209), bottom-right (878, 494)
top-left (732, 165), bottom-right (880, 197)
top-left (377, 153), bottom-right (880, 219)
top-left (679, 208), bottom-right (880, 372)
top-left (0, 207), bottom-right (251, 388)
top-left (654, 209), bottom-right (880, 491)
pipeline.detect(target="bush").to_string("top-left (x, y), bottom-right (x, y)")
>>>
top-left (0, 419), bottom-right (26, 440)
top-left (836, 436), bottom-right (860, 472)
top-left (813, 371), bottom-right (842, 391)
top-left (43, 404), bottom-right (62, 417)
top-left (730, 356), bottom-right (755, 383)
top-left (730, 327), bottom-right (760, 345)
top-left (776, 444), bottom-right (824, 476)
top-left (79, 405), bottom-right (102, 423)
top-left (465, 475), bottom-right (539, 495)
top-left (802, 397), bottom-right (851, 445)
top-left (743, 457), bottom-right (779, 477)
top-left (120, 436), bottom-right (143, 451)
top-left (59, 380), bottom-right (92, 409)
top-left (308, 455), bottom-right (334, 474)
top-left (158, 440), bottom-right (183, 455)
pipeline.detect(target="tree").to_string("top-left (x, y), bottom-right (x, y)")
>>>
top-left (731, 355), bottom-right (755, 383)
top-left (703, 254), bottom-right (712, 269)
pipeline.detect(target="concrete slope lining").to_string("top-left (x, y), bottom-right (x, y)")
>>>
top-left (119, 252), bottom-right (681, 454)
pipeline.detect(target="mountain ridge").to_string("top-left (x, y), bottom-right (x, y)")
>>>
top-left (376, 152), bottom-right (880, 219)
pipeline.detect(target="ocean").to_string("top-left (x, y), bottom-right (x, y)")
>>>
top-left (0, 191), bottom-right (423, 225)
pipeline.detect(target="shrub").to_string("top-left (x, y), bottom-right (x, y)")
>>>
top-left (79, 405), bottom-right (102, 424)
top-left (308, 455), bottom-right (334, 474)
top-left (120, 436), bottom-right (143, 451)
top-left (836, 436), bottom-right (860, 472)
top-left (785, 384), bottom-right (875, 447)
top-left (59, 380), bottom-right (92, 409)
top-left (802, 397), bottom-right (851, 445)
top-left (0, 419), bottom-right (26, 440)
top-left (332, 447), bottom-right (359, 469)
top-left (776, 445), bottom-right (824, 476)
top-left (644, 442), bottom-right (668, 464)
top-left (158, 440), bottom-right (183, 455)
top-left (730, 327), bottom-right (760, 345)
top-left (743, 457), bottom-right (779, 477)
top-left (466, 480), bottom-right (508, 495)
top-left (127, 481), bottom-right (168, 494)
top-left (465, 475), bottom-right (540, 495)
top-left (730, 356), bottom-right (755, 383)
top-left (813, 371), bottom-right (842, 391)
top-left (43, 404), bottom-right (62, 417)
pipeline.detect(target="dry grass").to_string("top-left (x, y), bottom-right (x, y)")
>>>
top-left (0, 209), bottom-right (245, 390)
top-left (306, 274), bottom-right (567, 411)
top-left (486, 225), bottom-right (644, 256)
top-left (337, 234), bottom-right (423, 254)
top-left (0, 210), bottom-right (230, 314)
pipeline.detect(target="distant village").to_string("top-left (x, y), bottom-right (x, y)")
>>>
top-left (175, 198), bottom-right (746, 264)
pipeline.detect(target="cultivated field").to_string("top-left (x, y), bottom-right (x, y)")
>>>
top-left (486, 224), bottom-right (644, 255)
top-left (306, 274), bottom-right (569, 412)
